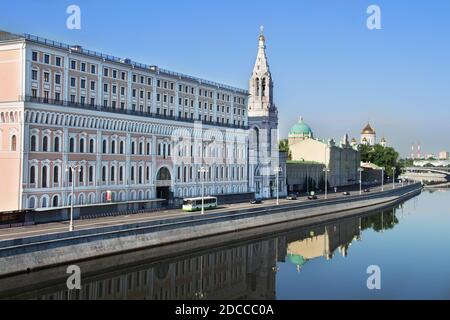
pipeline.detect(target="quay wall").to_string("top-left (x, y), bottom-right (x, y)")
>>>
top-left (0, 183), bottom-right (422, 277)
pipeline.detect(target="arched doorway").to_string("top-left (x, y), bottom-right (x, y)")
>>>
top-left (156, 167), bottom-right (172, 201)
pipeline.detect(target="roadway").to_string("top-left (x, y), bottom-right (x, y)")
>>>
top-left (0, 182), bottom-right (407, 242)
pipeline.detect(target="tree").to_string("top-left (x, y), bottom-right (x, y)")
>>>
top-left (279, 139), bottom-right (292, 160)
top-left (359, 144), bottom-right (401, 178)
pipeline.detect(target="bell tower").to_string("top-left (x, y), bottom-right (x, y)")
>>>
top-left (248, 26), bottom-right (281, 199)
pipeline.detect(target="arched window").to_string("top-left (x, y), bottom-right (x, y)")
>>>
top-left (30, 166), bottom-right (36, 184)
top-left (30, 135), bottom-right (37, 152)
top-left (69, 138), bottom-right (75, 153)
top-left (53, 166), bottom-right (59, 184)
top-left (146, 167), bottom-right (150, 181)
top-left (119, 141), bottom-right (124, 154)
top-left (42, 166), bottom-right (48, 188)
top-left (111, 166), bottom-right (115, 182)
top-left (131, 142), bottom-right (136, 155)
top-left (89, 139), bottom-right (95, 153)
top-left (54, 136), bottom-right (60, 152)
top-left (89, 166), bottom-right (94, 182)
top-left (10, 135), bottom-right (17, 151)
top-left (42, 136), bottom-right (48, 152)
top-left (41, 196), bottom-right (48, 208)
top-left (119, 166), bottom-right (124, 182)
top-left (139, 142), bottom-right (143, 155)
top-left (138, 166), bottom-right (143, 184)
top-left (146, 142), bottom-right (150, 155)
top-left (102, 166), bottom-right (106, 182)
top-left (79, 166), bottom-right (84, 183)
top-left (111, 141), bottom-right (116, 154)
top-left (102, 140), bottom-right (107, 154)
top-left (52, 195), bottom-right (59, 207)
top-left (68, 168), bottom-right (73, 183)
top-left (28, 196), bottom-right (36, 209)
top-left (131, 167), bottom-right (135, 181)
top-left (79, 138), bottom-right (85, 153)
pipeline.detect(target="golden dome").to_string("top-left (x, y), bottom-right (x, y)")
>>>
top-left (361, 123), bottom-right (375, 135)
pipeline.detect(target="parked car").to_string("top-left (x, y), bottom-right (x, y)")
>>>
top-left (250, 199), bottom-right (262, 204)
top-left (363, 189), bottom-right (371, 193)
top-left (286, 194), bottom-right (297, 200)
top-left (343, 191), bottom-right (351, 196)
top-left (308, 195), bottom-right (318, 200)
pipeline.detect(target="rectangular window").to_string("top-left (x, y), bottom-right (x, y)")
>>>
top-left (103, 99), bottom-right (108, 107)
top-left (32, 70), bottom-right (38, 80)
top-left (80, 79), bottom-right (86, 89)
top-left (133, 74), bottom-right (137, 82)
top-left (71, 60), bottom-right (76, 70)
top-left (104, 83), bottom-right (108, 93)
top-left (32, 51), bottom-right (38, 62)
top-left (32, 89), bottom-right (37, 98)
top-left (157, 93), bottom-right (160, 102)
top-left (55, 74), bottom-right (61, 85)
top-left (121, 87), bottom-right (125, 96)
top-left (113, 70), bottom-right (117, 78)
top-left (55, 92), bottom-right (60, 101)
top-left (90, 81), bottom-right (95, 91)
top-left (81, 63), bottom-right (86, 72)
top-left (70, 77), bottom-right (76, 87)
top-left (103, 68), bottom-right (109, 77)
top-left (44, 54), bottom-right (50, 64)
top-left (112, 85), bottom-right (117, 94)
top-left (121, 72), bottom-right (126, 80)
top-left (70, 95), bottom-right (75, 103)
top-left (147, 78), bottom-right (152, 86)
top-left (44, 72), bottom-right (49, 83)
top-left (90, 98), bottom-right (95, 106)
top-left (80, 96), bottom-right (85, 105)
top-left (132, 89), bottom-right (136, 98)
top-left (140, 76), bottom-right (144, 84)
top-left (55, 56), bottom-right (61, 67)
top-left (91, 65), bottom-right (96, 74)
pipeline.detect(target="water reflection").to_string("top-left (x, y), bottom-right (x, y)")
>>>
top-left (3, 205), bottom-right (404, 300)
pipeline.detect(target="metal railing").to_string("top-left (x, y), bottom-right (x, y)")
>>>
top-left (24, 96), bottom-right (249, 130)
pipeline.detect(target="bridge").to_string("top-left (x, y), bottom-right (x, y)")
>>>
top-left (401, 167), bottom-right (450, 184)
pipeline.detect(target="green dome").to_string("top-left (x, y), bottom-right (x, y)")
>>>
top-left (290, 117), bottom-right (313, 136)
top-left (288, 253), bottom-right (307, 267)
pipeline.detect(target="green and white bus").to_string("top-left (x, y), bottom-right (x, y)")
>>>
top-left (182, 197), bottom-right (218, 212)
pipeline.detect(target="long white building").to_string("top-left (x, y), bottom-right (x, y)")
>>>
top-left (0, 29), bottom-right (285, 212)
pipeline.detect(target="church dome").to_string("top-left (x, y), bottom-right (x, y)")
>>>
top-left (288, 253), bottom-right (308, 267)
top-left (361, 123), bottom-right (375, 135)
top-left (290, 117), bottom-right (313, 137)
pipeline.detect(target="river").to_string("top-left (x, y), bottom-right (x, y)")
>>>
top-left (1, 188), bottom-right (449, 300)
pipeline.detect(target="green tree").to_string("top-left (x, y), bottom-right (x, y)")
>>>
top-left (279, 139), bottom-right (292, 160)
top-left (359, 144), bottom-right (401, 178)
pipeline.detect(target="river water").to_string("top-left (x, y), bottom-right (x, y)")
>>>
top-left (1, 188), bottom-right (450, 300)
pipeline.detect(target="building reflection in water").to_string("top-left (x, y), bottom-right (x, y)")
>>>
top-left (15, 206), bottom-right (401, 300)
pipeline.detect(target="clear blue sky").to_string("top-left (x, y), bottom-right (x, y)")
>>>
top-left (2, 0), bottom-right (450, 157)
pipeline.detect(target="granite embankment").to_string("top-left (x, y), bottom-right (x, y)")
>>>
top-left (0, 183), bottom-right (422, 277)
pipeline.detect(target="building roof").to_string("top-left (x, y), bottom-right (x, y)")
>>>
top-left (289, 117), bottom-right (313, 136)
top-left (361, 123), bottom-right (376, 135)
top-left (0, 30), bottom-right (248, 94)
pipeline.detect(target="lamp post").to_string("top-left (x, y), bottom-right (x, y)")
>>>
top-left (195, 255), bottom-right (205, 299)
top-left (380, 167), bottom-right (385, 192)
top-left (323, 167), bottom-right (330, 199)
top-left (198, 167), bottom-right (208, 215)
top-left (66, 163), bottom-right (81, 232)
top-left (358, 168), bottom-right (364, 195)
top-left (274, 167), bottom-right (282, 205)
top-left (392, 167), bottom-right (396, 189)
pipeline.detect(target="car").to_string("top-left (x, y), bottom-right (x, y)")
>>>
top-left (250, 199), bottom-right (262, 204)
top-left (308, 195), bottom-right (318, 200)
top-left (343, 192), bottom-right (351, 196)
top-left (286, 194), bottom-right (297, 200)
top-left (363, 189), bottom-right (371, 193)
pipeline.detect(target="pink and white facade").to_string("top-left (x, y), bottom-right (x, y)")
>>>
top-left (0, 31), bottom-right (253, 212)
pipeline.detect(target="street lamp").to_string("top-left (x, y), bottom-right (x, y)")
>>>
top-left (274, 167), bottom-right (282, 205)
top-left (357, 168), bottom-right (364, 195)
top-left (380, 167), bottom-right (385, 192)
top-left (66, 163), bottom-right (81, 232)
top-left (198, 167), bottom-right (208, 215)
top-left (195, 255), bottom-right (205, 299)
top-left (323, 167), bottom-right (330, 199)
top-left (392, 167), bottom-right (396, 189)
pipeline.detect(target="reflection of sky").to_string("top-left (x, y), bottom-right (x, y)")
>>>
top-left (277, 190), bottom-right (450, 300)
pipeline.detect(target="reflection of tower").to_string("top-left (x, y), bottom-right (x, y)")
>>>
top-left (417, 143), bottom-right (421, 159)
top-left (411, 144), bottom-right (415, 160)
